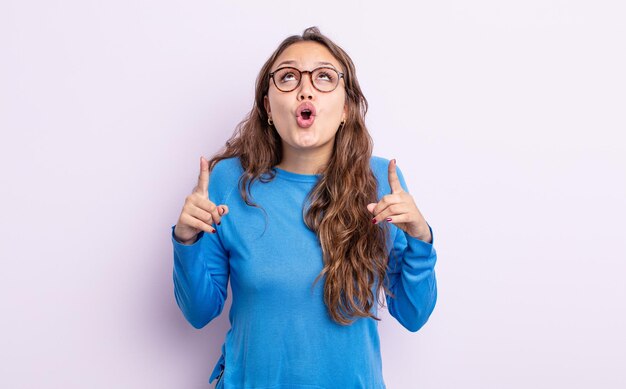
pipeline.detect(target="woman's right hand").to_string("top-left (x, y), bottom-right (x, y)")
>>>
top-left (174, 156), bottom-right (229, 244)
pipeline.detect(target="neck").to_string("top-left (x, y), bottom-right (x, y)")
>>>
top-left (276, 144), bottom-right (333, 175)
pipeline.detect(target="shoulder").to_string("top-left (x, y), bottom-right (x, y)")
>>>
top-left (370, 155), bottom-right (391, 197)
top-left (208, 156), bottom-right (243, 203)
top-left (369, 155), bottom-right (409, 196)
top-left (369, 155), bottom-right (392, 177)
top-left (210, 156), bottom-right (244, 178)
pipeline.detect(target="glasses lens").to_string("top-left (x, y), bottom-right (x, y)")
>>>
top-left (273, 68), bottom-right (301, 92)
top-left (312, 68), bottom-right (340, 92)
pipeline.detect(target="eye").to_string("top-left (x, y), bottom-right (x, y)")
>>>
top-left (276, 68), bottom-right (300, 83)
top-left (281, 72), bottom-right (297, 82)
top-left (316, 70), bottom-right (335, 82)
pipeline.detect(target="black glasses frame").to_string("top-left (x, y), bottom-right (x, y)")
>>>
top-left (269, 66), bottom-right (345, 93)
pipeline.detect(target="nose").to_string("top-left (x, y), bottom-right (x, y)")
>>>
top-left (298, 72), bottom-right (315, 100)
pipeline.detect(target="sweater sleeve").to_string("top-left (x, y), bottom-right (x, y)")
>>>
top-left (171, 225), bottom-right (230, 329)
top-left (384, 165), bottom-right (438, 332)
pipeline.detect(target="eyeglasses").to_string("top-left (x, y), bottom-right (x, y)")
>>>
top-left (269, 66), bottom-right (344, 93)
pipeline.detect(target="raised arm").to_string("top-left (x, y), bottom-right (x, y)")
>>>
top-left (368, 159), bottom-right (438, 332)
top-left (171, 156), bottom-right (230, 329)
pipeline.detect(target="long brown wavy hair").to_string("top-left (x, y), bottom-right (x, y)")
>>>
top-left (207, 26), bottom-right (394, 325)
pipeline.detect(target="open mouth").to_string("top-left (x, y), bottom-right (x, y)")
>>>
top-left (296, 103), bottom-right (316, 128)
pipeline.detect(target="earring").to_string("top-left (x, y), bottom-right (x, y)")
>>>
top-left (268, 117), bottom-right (273, 126)
top-left (341, 118), bottom-right (346, 126)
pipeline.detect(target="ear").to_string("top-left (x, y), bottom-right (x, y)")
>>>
top-left (264, 95), bottom-right (271, 116)
top-left (342, 104), bottom-right (348, 122)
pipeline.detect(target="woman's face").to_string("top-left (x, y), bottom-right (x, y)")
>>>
top-left (264, 41), bottom-right (347, 158)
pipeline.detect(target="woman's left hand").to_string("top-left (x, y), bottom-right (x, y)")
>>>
top-left (367, 159), bottom-right (432, 243)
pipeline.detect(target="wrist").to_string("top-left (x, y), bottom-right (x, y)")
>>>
top-left (174, 232), bottom-right (199, 245)
top-left (407, 224), bottom-right (432, 243)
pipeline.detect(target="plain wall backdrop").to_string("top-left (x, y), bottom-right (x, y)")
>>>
top-left (1, 1), bottom-right (624, 388)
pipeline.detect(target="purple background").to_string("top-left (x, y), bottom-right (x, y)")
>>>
top-left (1, 1), bottom-right (625, 388)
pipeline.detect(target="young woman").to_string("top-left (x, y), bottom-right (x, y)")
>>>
top-left (171, 27), bottom-right (437, 388)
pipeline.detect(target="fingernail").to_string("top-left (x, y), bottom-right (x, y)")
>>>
top-left (212, 229), bottom-right (217, 234)
top-left (217, 221), bottom-right (221, 225)
top-left (392, 158), bottom-right (396, 164)
top-left (386, 218), bottom-right (392, 222)
top-left (371, 218), bottom-right (377, 224)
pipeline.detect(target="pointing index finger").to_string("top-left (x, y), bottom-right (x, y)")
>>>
top-left (388, 158), bottom-right (403, 194)
top-left (196, 156), bottom-right (209, 195)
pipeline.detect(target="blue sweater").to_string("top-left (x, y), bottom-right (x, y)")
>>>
top-left (171, 156), bottom-right (437, 388)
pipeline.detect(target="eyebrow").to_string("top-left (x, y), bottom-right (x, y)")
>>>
top-left (274, 60), bottom-right (338, 69)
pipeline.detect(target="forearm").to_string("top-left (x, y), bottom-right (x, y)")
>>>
top-left (171, 226), bottom-right (228, 329)
top-left (386, 225), bottom-right (438, 332)
top-left (387, 253), bottom-right (437, 332)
